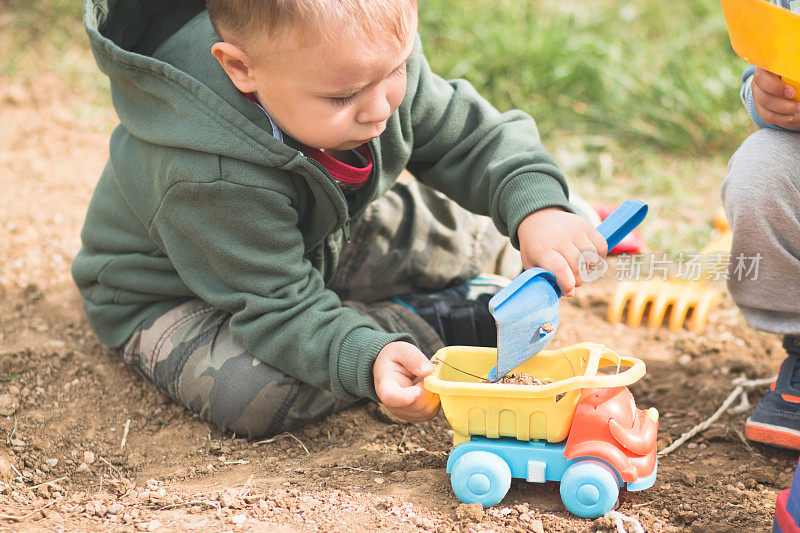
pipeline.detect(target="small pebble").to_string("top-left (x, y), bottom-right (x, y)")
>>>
top-left (529, 518), bottom-right (544, 533)
top-left (455, 502), bottom-right (484, 522)
top-left (0, 394), bottom-right (19, 416)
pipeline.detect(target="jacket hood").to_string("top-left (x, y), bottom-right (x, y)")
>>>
top-left (84, 0), bottom-right (298, 167)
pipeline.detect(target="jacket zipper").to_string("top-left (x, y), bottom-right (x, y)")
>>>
top-left (303, 141), bottom-right (379, 245)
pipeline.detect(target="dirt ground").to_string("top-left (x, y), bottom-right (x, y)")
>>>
top-left (1, 66), bottom-right (797, 533)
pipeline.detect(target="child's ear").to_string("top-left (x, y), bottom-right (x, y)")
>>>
top-left (211, 42), bottom-right (257, 93)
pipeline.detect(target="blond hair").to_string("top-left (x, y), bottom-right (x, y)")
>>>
top-left (207, 0), bottom-right (417, 46)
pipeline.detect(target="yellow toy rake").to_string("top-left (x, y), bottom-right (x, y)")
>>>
top-left (608, 210), bottom-right (731, 334)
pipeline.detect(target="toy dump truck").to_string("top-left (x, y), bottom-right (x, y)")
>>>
top-left (424, 342), bottom-right (658, 518)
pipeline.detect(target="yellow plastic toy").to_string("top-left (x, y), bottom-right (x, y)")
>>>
top-left (424, 342), bottom-right (646, 446)
top-left (424, 343), bottom-right (658, 518)
top-left (608, 207), bottom-right (731, 334)
top-left (720, 0), bottom-right (800, 100)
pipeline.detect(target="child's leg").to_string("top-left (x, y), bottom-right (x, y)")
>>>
top-left (721, 128), bottom-right (800, 333)
top-left (331, 178), bottom-right (521, 352)
top-left (331, 177), bottom-right (521, 304)
top-left (721, 127), bottom-right (800, 449)
top-left (121, 300), bottom-right (352, 439)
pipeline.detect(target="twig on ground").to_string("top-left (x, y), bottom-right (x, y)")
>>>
top-left (330, 466), bottom-right (383, 474)
top-left (728, 390), bottom-right (751, 415)
top-left (255, 433), bottom-right (310, 455)
top-left (659, 375), bottom-right (775, 456)
top-left (0, 497), bottom-right (61, 522)
top-left (156, 499), bottom-right (221, 511)
top-left (237, 475), bottom-right (254, 499)
top-left (733, 426), bottom-right (756, 456)
top-left (398, 427), bottom-right (409, 449)
top-left (99, 456), bottom-right (124, 480)
top-left (29, 476), bottom-right (67, 491)
top-left (120, 419), bottom-right (131, 451)
top-left (6, 415), bottom-right (17, 445)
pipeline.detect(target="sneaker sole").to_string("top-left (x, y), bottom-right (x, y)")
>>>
top-left (745, 418), bottom-right (800, 450)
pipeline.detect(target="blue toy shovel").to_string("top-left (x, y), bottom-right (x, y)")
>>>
top-left (486, 200), bottom-right (648, 382)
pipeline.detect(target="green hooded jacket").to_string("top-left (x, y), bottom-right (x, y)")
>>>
top-left (72, 0), bottom-right (571, 401)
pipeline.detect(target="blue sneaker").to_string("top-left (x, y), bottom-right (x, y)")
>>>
top-left (392, 274), bottom-right (510, 347)
top-left (745, 336), bottom-right (800, 450)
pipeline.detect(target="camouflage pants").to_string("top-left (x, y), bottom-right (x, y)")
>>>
top-left (121, 179), bottom-right (521, 439)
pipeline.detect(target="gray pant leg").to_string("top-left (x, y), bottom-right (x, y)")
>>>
top-left (721, 128), bottom-right (800, 334)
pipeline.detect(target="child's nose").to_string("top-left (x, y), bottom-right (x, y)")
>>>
top-left (356, 85), bottom-right (392, 125)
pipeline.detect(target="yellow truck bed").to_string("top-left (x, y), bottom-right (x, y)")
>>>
top-left (424, 342), bottom-right (646, 445)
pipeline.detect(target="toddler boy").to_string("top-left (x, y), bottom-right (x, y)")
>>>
top-left (722, 0), bottom-right (800, 449)
top-left (74, 0), bottom-right (604, 438)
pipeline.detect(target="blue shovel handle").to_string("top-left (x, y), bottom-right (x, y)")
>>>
top-left (595, 200), bottom-right (648, 250)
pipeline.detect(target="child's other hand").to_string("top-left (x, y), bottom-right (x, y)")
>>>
top-left (517, 207), bottom-right (607, 297)
top-left (373, 341), bottom-right (440, 422)
top-left (752, 67), bottom-right (800, 131)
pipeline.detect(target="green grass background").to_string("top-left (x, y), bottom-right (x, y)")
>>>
top-left (0, 0), bottom-right (756, 251)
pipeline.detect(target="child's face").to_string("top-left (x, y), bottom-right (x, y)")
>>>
top-left (247, 23), bottom-right (417, 152)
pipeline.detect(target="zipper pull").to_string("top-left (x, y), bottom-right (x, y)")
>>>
top-left (343, 221), bottom-right (351, 243)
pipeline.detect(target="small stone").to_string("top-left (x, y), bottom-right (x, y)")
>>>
top-left (137, 491), bottom-right (151, 503)
top-left (0, 394), bottom-right (19, 416)
top-left (108, 503), bottom-right (124, 515)
top-left (147, 520), bottom-right (163, 531)
top-left (455, 502), bottom-right (484, 522)
top-left (0, 452), bottom-right (17, 478)
top-left (750, 466), bottom-right (779, 484)
top-left (83, 451), bottom-right (95, 464)
top-left (76, 463), bottom-right (89, 473)
top-left (593, 516), bottom-right (614, 529)
top-left (219, 489), bottom-right (238, 508)
top-left (373, 477), bottom-right (384, 484)
top-left (230, 514), bottom-right (246, 525)
top-left (45, 459), bottom-right (58, 467)
top-left (680, 471), bottom-right (697, 486)
top-left (529, 519), bottom-right (544, 533)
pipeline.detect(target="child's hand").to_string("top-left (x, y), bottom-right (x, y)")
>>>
top-left (373, 341), bottom-right (440, 422)
top-left (752, 67), bottom-right (800, 131)
top-left (517, 207), bottom-right (607, 297)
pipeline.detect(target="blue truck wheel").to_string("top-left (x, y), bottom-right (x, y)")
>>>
top-left (450, 451), bottom-right (511, 508)
top-left (559, 460), bottom-right (619, 518)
